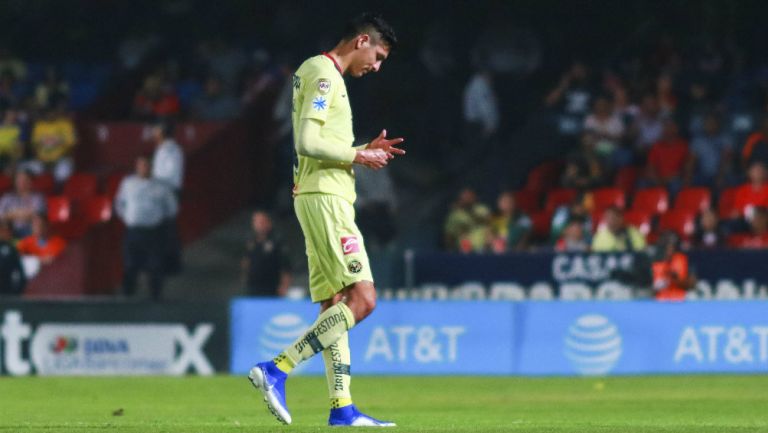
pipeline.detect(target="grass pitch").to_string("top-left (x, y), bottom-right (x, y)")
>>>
top-left (1, 375), bottom-right (767, 432)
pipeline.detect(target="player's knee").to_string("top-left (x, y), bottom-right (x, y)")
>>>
top-left (346, 281), bottom-right (377, 322)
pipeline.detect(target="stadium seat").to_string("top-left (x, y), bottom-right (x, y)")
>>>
top-left (544, 188), bottom-right (577, 212)
top-left (0, 174), bottom-right (12, 195)
top-left (623, 210), bottom-right (653, 236)
top-left (658, 210), bottom-right (696, 239)
top-left (717, 187), bottom-right (739, 220)
top-left (47, 196), bottom-right (71, 223)
top-left (84, 195), bottom-right (112, 224)
top-left (673, 187), bottom-right (712, 213)
top-left (530, 210), bottom-right (553, 239)
top-left (103, 172), bottom-right (125, 200)
top-left (32, 173), bottom-right (55, 195)
top-left (614, 166), bottom-right (640, 194)
top-left (514, 189), bottom-right (540, 214)
top-left (591, 187), bottom-right (626, 213)
top-left (64, 173), bottom-right (98, 203)
top-left (631, 187), bottom-right (669, 215)
top-left (524, 161), bottom-right (562, 195)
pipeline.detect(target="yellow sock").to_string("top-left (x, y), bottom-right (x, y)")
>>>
top-left (322, 331), bottom-right (353, 409)
top-left (272, 353), bottom-right (295, 374)
top-left (276, 302), bottom-right (356, 373)
top-left (331, 398), bottom-right (353, 409)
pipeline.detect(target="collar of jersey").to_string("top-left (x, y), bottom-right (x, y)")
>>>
top-left (321, 52), bottom-right (343, 76)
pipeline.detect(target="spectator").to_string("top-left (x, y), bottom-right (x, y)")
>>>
top-left (692, 208), bottom-right (727, 249)
top-left (561, 131), bottom-right (606, 189)
top-left (34, 67), bottom-right (69, 111)
top-left (583, 95), bottom-right (624, 157)
top-left (0, 171), bottom-right (45, 237)
top-left (652, 231), bottom-right (695, 301)
top-left (28, 101), bottom-right (77, 182)
top-left (689, 113), bottom-right (734, 187)
top-left (629, 94), bottom-right (664, 151)
top-left (728, 207), bottom-right (768, 249)
top-left (132, 74), bottom-right (180, 120)
top-left (545, 60), bottom-right (593, 117)
top-left (490, 191), bottom-right (532, 252)
top-left (656, 73), bottom-right (677, 114)
top-left (644, 118), bottom-right (691, 193)
top-left (0, 48), bottom-right (26, 81)
top-left (241, 211), bottom-right (291, 297)
top-left (151, 120), bottom-right (184, 273)
top-left (733, 161), bottom-right (768, 222)
top-left (191, 75), bottom-right (240, 120)
top-left (17, 214), bottom-right (66, 264)
top-left (550, 194), bottom-right (592, 241)
top-left (554, 216), bottom-right (590, 252)
top-left (115, 155), bottom-right (178, 300)
top-left (0, 219), bottom-right (25, 296)
top-left (444, 188), bottom-right (491, 252)
top-left (463, 69), bottom-right (499, 141)
top-left (0, 71), bottom-right (18, 113)
top-left (0, 109), bottom-right (22, 173)
top-left (741, 114), bottom-right (768, 168)
top-left (592, 206), bottom-right (646, 252)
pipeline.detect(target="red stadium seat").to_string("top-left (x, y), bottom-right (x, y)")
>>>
top-left (64, 173), bottom-right (98, 203)
top-left (591, 188), bottom-right (626, 213)
top-left (85, 195), bottom-right (113, 224)
top-left (658, 210), bottom-right (696, 239)
top-left (0, 174), bottom-right (12, 195)
top-left (514, 189), bottom-right (540, 214)
top-left (32, 173), bottom-right (55, 195)
top-left (674, 187), bottom-right (712, 213)
top-left (631, 187), bottom-right (669, 215)
top-left (530, 210), bottom-right (553, 239)
top-left (524, 161), bottom-right (562, 195)
top-left (544, 188), bottom-right (577, 212)
top-left (623, 210), bottom-right (653, 236)
top-left (614, 166), bottom-right (640, 194)
top-left (103, 172), bottom-right (125, 200)
top-left (47, 196), bottom-right (71, 223)
top-left (717, 187), bottom-right (739, 220)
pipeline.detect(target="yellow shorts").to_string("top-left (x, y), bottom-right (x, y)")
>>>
top-left (294, 193), bottom-right (373, 302)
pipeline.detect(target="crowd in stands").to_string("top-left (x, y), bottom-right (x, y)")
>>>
top-left (445, 33), bottom-right (768, 255)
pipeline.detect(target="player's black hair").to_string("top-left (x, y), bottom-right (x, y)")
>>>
top-left (342, 13), bottom-right (397, 49)
top-left (156, 119), bottom-right (175, 138)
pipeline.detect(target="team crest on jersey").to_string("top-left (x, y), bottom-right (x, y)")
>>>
top-left (348, 260), bottom-right (363, 274)
top-left (312, 96), bottom-right (327, 111)
top-left (341, 236), bottom-right (360, 255)
top-left (317, 78), bottom-right (331, 95)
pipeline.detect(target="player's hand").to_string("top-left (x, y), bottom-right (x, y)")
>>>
top-left (354, 149), bottom-right (390, 170)
top-left (367, 129), bottom-right (405, 159)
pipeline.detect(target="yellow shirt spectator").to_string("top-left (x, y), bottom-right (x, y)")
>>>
top-left (32, 116), bottom-right (76, 163)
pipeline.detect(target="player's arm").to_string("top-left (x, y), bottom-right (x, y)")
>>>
top-left (296, 118), bottom-right (390, 169)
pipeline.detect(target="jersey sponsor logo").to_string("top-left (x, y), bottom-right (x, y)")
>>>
top-left (348, 260), bottom-right (363, 274)
top-left (341, 236), bottom-right (360, 255)
top-left (312, 96), bottom-right (327, 111)
top-left (317, 78), bottom-right (331, 95)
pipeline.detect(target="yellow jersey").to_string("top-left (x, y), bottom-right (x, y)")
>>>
top-left (291, 54), bottom-right (357, 204)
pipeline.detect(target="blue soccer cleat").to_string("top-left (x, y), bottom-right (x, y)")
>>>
top-left (328, 404), bottom-right (396, 427)
top-left (248, 361), bottom-right (291, 425)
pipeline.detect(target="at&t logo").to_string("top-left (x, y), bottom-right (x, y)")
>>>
top-left (564, 314), bottom-right (622, 375)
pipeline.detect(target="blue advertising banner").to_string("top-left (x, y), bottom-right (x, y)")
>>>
top-left (231, 299), bottom-right (768, 376)
top-left (406, 250), bottom-right (768, 300)
top-left (230, 299), bottom-right (514, 375)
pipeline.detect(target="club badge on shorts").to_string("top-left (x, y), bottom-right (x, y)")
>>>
top-left (341, 236), bottom-right (359, 255)
top-left (348, 259), bottom-right (363, 274)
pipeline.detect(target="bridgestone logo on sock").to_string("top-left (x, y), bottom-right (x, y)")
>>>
top-left (328, 342), bottom-right (351, 391)
top-left (294, 312), bottom-right (347, 355)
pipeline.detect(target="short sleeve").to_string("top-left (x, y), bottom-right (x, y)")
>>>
top-left (299, 69), bottom-right (337, 123)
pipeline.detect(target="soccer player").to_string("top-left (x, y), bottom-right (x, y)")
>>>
top-left (248, 13), bottom-right (404, 427)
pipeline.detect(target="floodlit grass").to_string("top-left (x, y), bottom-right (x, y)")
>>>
top-left (1, 375), bottom-right (767, 432)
